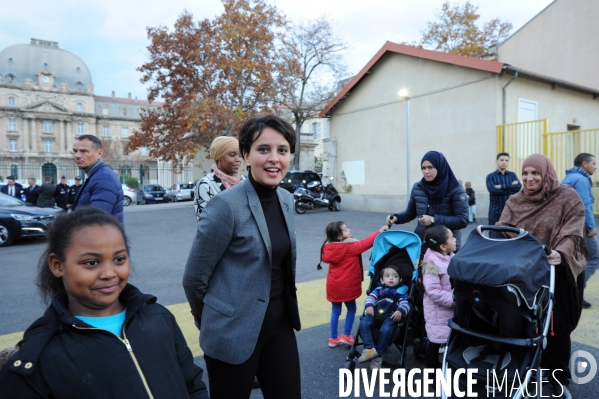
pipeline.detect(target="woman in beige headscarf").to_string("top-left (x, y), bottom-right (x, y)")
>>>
top-left (497, 153), bottom-right (585, 398)
top-left (193, 136), bottom-right (244, 221)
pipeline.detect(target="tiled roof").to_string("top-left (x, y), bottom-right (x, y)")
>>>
top-left (320, 41), bottom-right (504, 117)
top-left (319, 41), bottom-right (599, 117)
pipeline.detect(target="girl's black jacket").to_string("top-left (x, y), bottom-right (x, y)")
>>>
top-left (0, 284), bottom-right (209, 398)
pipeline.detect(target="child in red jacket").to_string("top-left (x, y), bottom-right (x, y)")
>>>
top-left (318, 221), bottom-right (389, 347)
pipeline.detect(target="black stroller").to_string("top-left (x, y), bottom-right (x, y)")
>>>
top-left (342, 230), bottom-right (423, 371)
top-left (443, 226), bottom-right (554, 399)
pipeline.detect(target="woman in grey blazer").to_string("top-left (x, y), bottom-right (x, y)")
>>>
top-left (183, 115), bottom-right (301, 399)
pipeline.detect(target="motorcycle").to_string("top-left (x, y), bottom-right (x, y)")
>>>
top-left (293, 177), bottom-right (341, 214)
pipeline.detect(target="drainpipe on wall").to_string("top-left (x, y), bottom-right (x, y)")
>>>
top-left (502, 71), bottom-right (519, 124)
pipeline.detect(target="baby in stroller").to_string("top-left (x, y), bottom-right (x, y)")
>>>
top-left (341, 230), bottom-right (421, 372)
top-left (358, 264), bottom-right (411, 368)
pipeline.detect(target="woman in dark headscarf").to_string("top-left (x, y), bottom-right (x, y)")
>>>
top-left (387, 151), bottom-right (469, 249)
top-left (497, 153), bottom-right (585, 398)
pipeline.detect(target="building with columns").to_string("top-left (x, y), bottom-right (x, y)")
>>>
top-left (0, 38), bottom-right (167, 185)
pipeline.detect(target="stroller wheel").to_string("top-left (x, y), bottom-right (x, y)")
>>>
top-left (343, 360), bottom-right (355, 372)
top-left (342, 360), bottom-right (355, 385)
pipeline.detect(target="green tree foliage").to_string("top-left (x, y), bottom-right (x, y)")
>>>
top-left (418, 1), bottom-right (512, 58)
top-left (125, 177), bottom-right (139, 189)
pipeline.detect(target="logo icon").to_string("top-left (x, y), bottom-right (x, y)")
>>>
top-left (570, 350), bottom-right (597, 384)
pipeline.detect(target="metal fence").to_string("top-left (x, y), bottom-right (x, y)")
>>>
top-left (496, 119), bottom-right (548, 181)
top-left (498, 120), bottom-right (599, 213)
top-left (0, 160), bottom-right (194, 189)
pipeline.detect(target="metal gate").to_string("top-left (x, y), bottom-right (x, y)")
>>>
top-left (498, 120), bottom-right (599, 214)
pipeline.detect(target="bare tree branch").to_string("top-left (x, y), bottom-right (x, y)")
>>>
top-left (277, 16), bottom-right (347, 169)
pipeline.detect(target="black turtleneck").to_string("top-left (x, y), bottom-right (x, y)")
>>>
top-left (248, 172), bottom-right (291, 321)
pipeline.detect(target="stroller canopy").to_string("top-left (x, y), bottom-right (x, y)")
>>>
top-left (369, 230), bottom-right (421, 278)
top-left (448, 229), bottom-right (550, 309)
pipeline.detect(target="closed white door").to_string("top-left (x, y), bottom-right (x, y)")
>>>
top-left (517, 99), bottom-right (539, 157)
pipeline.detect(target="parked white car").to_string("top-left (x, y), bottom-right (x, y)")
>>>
top-left (122, 184), bottom-right (138, 206)
top-left (165, 183), bottom-right (195, 202)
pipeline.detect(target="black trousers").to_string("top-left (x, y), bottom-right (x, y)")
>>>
top-left (204, 311), bottom-right (301, 399)
top-left (426, 341), bottom-right (442, 369)
top-left (488, 210), bottom-right (502, 226)
top-left (542, 268), bottom-right (584, 387)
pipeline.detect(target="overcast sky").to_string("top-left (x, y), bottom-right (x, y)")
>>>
top-left (0, 0), bottom-right (554, 100)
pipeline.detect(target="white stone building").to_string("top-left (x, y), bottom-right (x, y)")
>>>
top-left (0, 38), bottom-right (175, 186)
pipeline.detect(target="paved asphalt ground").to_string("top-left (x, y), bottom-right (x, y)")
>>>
top-left (1, 201), bottom-right (598, 398)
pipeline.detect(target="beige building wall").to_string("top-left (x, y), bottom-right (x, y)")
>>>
top-left (192, 147), bottom-right (215, 182)
top-left (504, 77), bottom-right (599, 132)
top-left (327, 52), bottom-right (599, 215)
top-left (328, 53), bottom-right (500, 213)
top-left (497, 0), bottom-right (599, 90)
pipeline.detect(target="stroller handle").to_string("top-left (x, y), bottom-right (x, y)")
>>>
top-left (541, 244), bottom-right (552, 256)
top-left (477, 225), bottom-right (525, 236)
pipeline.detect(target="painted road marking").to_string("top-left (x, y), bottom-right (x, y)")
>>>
top-left (1, 275), bottom-right (598, 356)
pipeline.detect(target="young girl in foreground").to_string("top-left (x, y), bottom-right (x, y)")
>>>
top-left (319, 221), bottom-right (389, 347)
top-left (0, 207), bottom-right (209, 398)
top-left (421, 224), bottom-right (456, 369)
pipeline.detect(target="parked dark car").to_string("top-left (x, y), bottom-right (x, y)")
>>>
top-left (0, 193), bottom-right (63, 247)
top-left (279, 170), bottom-right (322, 193)
top-left (136, 185), bottom-right (170, 205)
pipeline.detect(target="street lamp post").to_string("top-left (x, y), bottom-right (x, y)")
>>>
top-left (399, 89), bottom-right (410, 196)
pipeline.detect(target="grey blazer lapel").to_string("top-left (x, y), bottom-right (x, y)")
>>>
top-left (277, 189), bottom-right (296, 270)
top-left (245, 180), bottom-right (272, 265)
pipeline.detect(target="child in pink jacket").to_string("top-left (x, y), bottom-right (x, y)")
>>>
top-left (421, 224), bottom-right (456, 368)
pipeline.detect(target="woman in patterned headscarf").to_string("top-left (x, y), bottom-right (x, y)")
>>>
top-left (193, 136), bottom-right (245, 221)
top-left (387, 151), bottom-right (469, 250)
top-left (497, 153), bottom-right (585, 398)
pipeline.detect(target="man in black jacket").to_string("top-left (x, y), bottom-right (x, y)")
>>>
top-left (1, 176), bottom-right (23, 199)
top-left (53, 176), bottom-right (70, 211)
top-left (67, 176), bottom-right (82, 209)
top-left (465, 181), bottom-right (476, 223)
top-left (23, 177), bottom-right (40, 204)
top-left (486, 153), bottom-right (522, 225)
top-left (36, 176), bottom-right (56, 208)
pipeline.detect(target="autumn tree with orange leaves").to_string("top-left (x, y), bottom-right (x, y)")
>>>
top-left (418, 1), bottom-right (512, 58)
top-left (127, 0), bottom-right (293, 169)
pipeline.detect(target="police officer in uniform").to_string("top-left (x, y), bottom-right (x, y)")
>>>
top-left (68, 176), bottom-right (83, 209)
top-left (53, 176), bottom-right (70, 211)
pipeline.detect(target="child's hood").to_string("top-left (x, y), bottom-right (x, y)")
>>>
top-left (322, 240), bottom-right (355, 264)
top-left (422, 248), bottom-right (453, 273)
